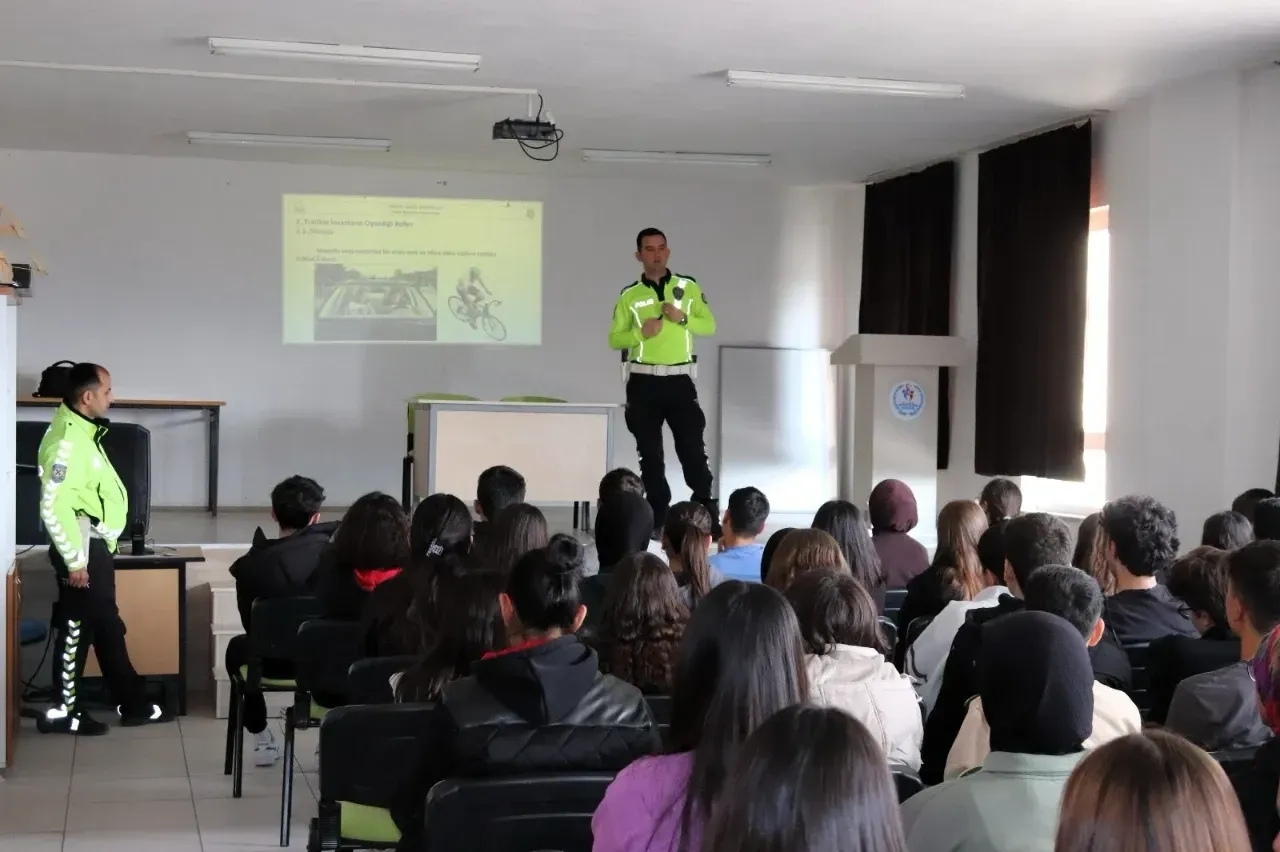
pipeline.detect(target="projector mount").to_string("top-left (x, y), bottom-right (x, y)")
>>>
top-left (492, 93), bottom-right (562, 162)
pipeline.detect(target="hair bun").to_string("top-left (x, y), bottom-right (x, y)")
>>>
top-left (545, 533), bottom-right (585, 573)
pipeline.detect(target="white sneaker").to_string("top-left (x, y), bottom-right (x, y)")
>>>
top-left (253, 728), bottom-right (281, 767)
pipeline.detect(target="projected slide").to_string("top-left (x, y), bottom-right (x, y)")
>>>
top-left (283, 194), bottom-right (543, 344)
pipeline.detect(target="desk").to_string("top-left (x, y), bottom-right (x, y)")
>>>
top-left (82, 546), bottom-right (204, 715)
top-left (18, 396), bottom-right (225, 515)
top-left (412, 400), bottom-right (617, 524)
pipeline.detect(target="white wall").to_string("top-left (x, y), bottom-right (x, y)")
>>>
top-left (1104, 65), bottom-right (1280, 534)
top-left (0, 149), bottom-right (856, 508)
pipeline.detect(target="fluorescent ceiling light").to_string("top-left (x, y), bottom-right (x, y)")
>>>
top-left (582, 149), bottom-right (771, 166)
top-left (726, 70), bottom-right (965, 99)
top-left (186, 131), bottom-right (391, 152)
top-left (209, 37), bottom-right (480, 72)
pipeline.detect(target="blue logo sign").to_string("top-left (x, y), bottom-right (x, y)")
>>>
top-left (890, 381), bottom-right (925, 420)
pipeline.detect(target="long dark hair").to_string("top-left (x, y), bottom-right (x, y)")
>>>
top-left (597, 552), bottom-right (690, 694)
top-left (393, 561), bottom-right (503, 702)
top-left (480, 502), bottom-right (549, 576)
top-left (701, 705), bottom-right (907, 852)
top-left (760, 527), bottom-right (796, 583)
top-left (506, 534), bottom-right (586, 632)
top-left (667, 582), bottom-right (809, 852)
top-left (663, 501), bottom-right (714, 607)
top-left (812, 500), bottom-right (883, 592)
top-left (410, 493), bottom-right (473, 565)
top-left (786, 567), bottom-right (890, 657)
top-left (331, 492), bottom-right (410, 572)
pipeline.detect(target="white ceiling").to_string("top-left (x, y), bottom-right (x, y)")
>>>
top-left (2, 0), bottom-right (1279, 181)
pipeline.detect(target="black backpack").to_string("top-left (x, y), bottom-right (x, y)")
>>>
top-left (34, 360), bottom-right (76, 398)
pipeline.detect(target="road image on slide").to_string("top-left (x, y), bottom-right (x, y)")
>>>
top-left (313, 263), bottom-right (438, 342)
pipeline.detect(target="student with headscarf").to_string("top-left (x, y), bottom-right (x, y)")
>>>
top-left (868, 480), bottom-right (930, 588)
top-left (581, 491), bottom-right (656, 634)
top-left (901, 611), bottom-right (1093, 852)
top-left (1236, 626), bottom-right (1280, 851)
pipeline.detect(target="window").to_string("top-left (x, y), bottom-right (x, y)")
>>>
top-left (1020, 206), bottom-right (1108, 515)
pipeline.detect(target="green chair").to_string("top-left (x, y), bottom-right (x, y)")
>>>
top-left (499, 395), bottom-right (567, 403)
top-left (310, 703), bottom-right (438, 851)
top-left (403, 393), bottom-right (479, 508)
top-left (223, 596), bottom-right (320, 798)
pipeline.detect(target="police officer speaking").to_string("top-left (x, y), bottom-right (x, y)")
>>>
top-left (37, 362), bottom-right (171, 735)
top-left (609, 228), bottom-right (718, 534)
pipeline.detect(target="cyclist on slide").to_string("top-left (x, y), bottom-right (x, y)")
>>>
top-left (456, 267), bottom-right (491, 326)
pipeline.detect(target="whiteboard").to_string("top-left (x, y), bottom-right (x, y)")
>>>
top-left (716, 346), bottom-right (837, 515)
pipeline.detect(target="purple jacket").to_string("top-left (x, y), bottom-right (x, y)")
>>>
top-left (592, 752), bottom-right (696, 852)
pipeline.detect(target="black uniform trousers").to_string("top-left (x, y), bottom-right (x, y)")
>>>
top-left (624, 372), bottom-right (714, 525)
top-left (48, 538), bottom-right (149, 716)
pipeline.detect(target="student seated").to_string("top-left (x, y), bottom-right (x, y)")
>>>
top-left (314, 492), bottom-right (411, 621)
top-left (919, 513), bottom-right (1129, 784)
top-left (907, 520), bottom-right (1010, 682)
top-left (869, 479), bottom-right (930, 588)
top-left (1073, 512), bottom-right (1111, 594)
top-left (581, 468), bottom-right (668, 575)
top-left (1202, 510), bottom-right (1255, 551)
top-left (1146, 546), bottom-right (1239, 724)
top-left (759, 527), bottom-right (796, 584)
top-left (813, 499), bottom-right (886, 610)
top-left (1256, 497), bottom-right (1280, 542)
top-left (1098, 496), bottom-right (1198, 644)
top-left (592, 582), bottom-right (808, 852)
top-left (475, 502), bottom-right (548, 577)
top-left (392, 535), bottom-right (658, 849)
top-left (944, 565), bottom-right (1141, 780)
top-left (662, 501), bottom-right (727, 610)
top-left (1233, 487), bottom-right (1275, 527)
top-left (1165, 541), bottom-right (1280, 751)
top-left (594, 552), bottom-right (689, 694)
top-left (894, 500), bottom-right (989, 663)
top-left (786, 567), bottom-right (922, 770)
top-left (764, 529), bottom-right (847, 592)
top-left (471, 464), bottom-right (525, 552)
top-left (902, 612), bottom-right (1094, 852)
top-left (702, 705), bottom-right (908, 852)
top-left (709, 486), bottom-right (770, 583)
top-left (582, 491), bottom-right (656, 633)
top-left (226, 475), bottom-right (334, 766)
top-left (362, 493), bottom-right (472, 656)
top-left (1239, 627), bottom-right (1280, 850)
top-left (391, 566), bottom-right (503, 702)
top-left (1055, 730), bottom-right (1251, 852)
top-left (979, 477), bottom-right (1022, 526)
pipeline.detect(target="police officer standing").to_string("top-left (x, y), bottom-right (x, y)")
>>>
top-left (609, 228), bottom-right (718, 534)
top-left (37, 363), bottom-right (171, 734)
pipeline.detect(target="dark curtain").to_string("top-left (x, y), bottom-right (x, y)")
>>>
top-left (975, 122), bottom-right (1092, 479)
top-left (859, 161), bottom-right (957, 469)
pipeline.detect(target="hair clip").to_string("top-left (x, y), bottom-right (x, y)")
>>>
top-left (427, 539), bottom-right (444, 557)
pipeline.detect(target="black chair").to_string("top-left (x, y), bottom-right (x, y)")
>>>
top-left (224, 596), bottom-right (321, 798)
top-left (890, 765), bottom-right (926, 803)
top-left (1123, 642), bottom-right (1152, 719)
top-left (281, 620), bottom-right (366, 847)
top-left (310, 702), bottom-right (439, 852)
top-left (878, 617), bottom-right (899, 654)
top-left (883, 588), bottom-right (908, 621)
top-left (348, 655), bottom-right (417, 705)
top-left (422, 773), bottom-right (616, 852)
top-left (1211, 745), bottom-right (1263, 784)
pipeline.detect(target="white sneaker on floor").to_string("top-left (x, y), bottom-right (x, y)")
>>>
top-left (254, 728), bottom-right (281, 767)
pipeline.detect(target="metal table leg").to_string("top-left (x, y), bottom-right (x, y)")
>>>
top-left (208, 406), bottom-right (220, 516)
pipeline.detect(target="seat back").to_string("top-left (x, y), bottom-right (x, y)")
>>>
top-left (1123, 642), bottom-right (1152, 719)
top-left (643, 695), bottom-right (672, 727)
top-left (904, 615), bottom-right (935, 653)
top-left (878, 617), bottom-right (899, 654)
top-left (883, 588), bottom-right (909, 621)
top-left (348, 655), bottom-right (417, 705)
top-left (247, 597), bottom-right (321, 665)
top-left (295, 619), bottom-right (366, 707)
top-left (423, 773), bottom-right (615, 852)
top-left (319, 703), bottom-right (438, 808)
top-left (891, 765), bottom-right (926, 803)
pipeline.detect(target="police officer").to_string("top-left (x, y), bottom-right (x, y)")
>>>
top-left (37, 362), bottom-right (171, 734)
top-left (609, 228), bottom-right (718, 534)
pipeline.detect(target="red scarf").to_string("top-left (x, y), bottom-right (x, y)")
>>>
top-left (354, 566), bottom-right (402, 591)
top-left (481, 635), bottom-right (556, 660)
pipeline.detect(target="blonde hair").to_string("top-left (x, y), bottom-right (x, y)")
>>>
top-left (934, 500), bottom-right (988, 601)
top-left (765, 529), bottom-right (848, 591)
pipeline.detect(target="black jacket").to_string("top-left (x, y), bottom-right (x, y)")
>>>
top-left (1103, 585), bottom-right (1199, 645)
top-left (229, 522), bottom-right (338, 631)
top-left (894, 565), bottom-right (961, 668)
top-left (1146, 625), bottom-right (1241, 725)
top-left (919, 594), bottom-right (1134, 785)
top-left (1232, 737), bottom-right (1280, 852)
top-left (393, 635), bottom-right (658, 847)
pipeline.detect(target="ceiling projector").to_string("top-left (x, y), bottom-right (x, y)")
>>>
top-left (492, 117), bottom-right (559, 142)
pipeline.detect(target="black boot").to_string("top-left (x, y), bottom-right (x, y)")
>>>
top-left (118, 703), bottom-right (175, 727)
top-left (36, 708), bottom-right (108, 736)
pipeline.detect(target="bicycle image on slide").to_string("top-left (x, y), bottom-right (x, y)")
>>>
top-left (448, 267), bottom-right (508, 341)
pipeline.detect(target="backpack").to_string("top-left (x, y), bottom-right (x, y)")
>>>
top-left (34, 360), bottom-right (76, 398)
